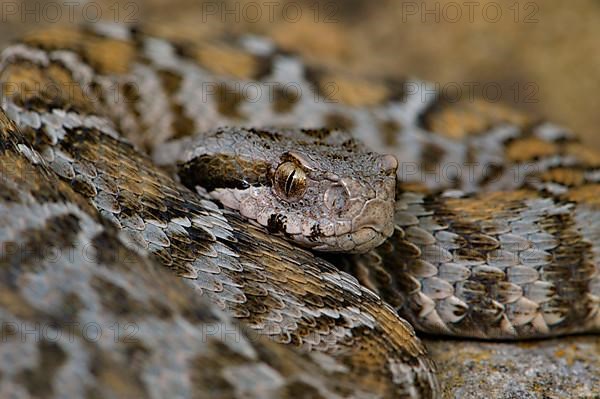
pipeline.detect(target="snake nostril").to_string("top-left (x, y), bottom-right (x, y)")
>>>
top-left (379, 154), bottom-right (398, 175)
top-left (324, 185), bottom-right (349, 212)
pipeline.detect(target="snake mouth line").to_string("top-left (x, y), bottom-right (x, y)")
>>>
top-left (292, 225), bottom-right (390, 254)
top-left (349, 225), bottom-right (390, 253)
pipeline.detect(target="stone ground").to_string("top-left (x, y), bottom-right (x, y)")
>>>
top-left (426, 336), bottom-right (599, 398)
top-left (1, 1), bottom-right (599, 397)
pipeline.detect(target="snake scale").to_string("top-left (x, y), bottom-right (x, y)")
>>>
top-left (0, 23), bottom-right (598, 398)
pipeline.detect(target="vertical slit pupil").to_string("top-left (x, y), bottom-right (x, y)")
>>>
top-left (285, 170), bottom-right (296, 195)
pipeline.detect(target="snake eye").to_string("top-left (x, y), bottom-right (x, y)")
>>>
top-left (273, 161), bottom-right (307, 200)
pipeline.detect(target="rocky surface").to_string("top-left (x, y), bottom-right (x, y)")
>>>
top-left (426, 336), bottom-right (600, 398)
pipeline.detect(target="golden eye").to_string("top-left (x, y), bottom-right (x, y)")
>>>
top-left (274, 161), bottom-right (307, 200)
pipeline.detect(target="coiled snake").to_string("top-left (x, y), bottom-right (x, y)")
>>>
top-left (0, 24), bottom-right (598, 398)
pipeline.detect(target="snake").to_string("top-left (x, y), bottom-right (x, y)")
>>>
top-left (0, 23), bottom-right (598, 398)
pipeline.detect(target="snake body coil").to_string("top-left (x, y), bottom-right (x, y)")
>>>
top-left (0, 23), bottom-right (599, 398)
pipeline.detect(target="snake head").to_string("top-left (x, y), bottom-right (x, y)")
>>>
top-left (177, 127), bottom-right (397, 253)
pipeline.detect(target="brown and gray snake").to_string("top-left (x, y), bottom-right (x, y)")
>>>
top-left (0, 23), bottom-right (598, 398)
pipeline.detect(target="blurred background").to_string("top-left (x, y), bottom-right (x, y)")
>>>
top-left (2, 0), bottom-right (599, 146)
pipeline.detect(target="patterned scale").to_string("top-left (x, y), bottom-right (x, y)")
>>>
top-left (348, 187), bottom-right (600, 339)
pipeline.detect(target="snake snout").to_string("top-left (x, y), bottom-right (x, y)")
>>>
top-left (350, 196), bottom-right (395, 251)
top-left (334, 175), bottom-right (396, 253)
